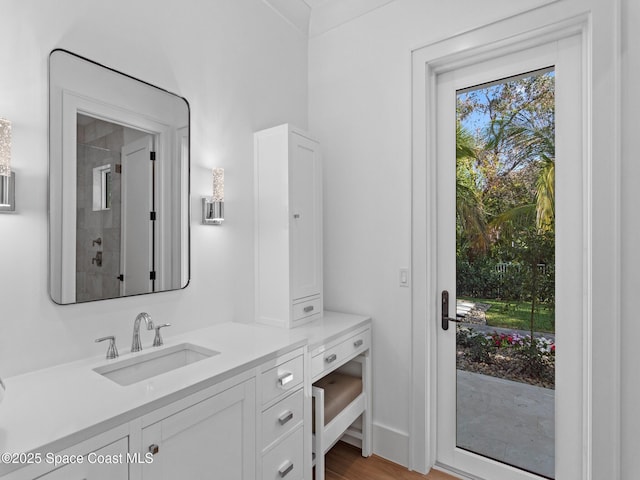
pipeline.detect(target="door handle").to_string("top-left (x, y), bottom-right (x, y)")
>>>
top-left (441, 290), bottom-right (460, 331)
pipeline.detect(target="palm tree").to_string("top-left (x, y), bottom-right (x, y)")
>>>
top-left (487, 124), bottom-right (555, 235)
top-left (535, 154), bottom-right (554, 232)
top-left (483, 73), bottom-right (556, 234)
top-left (456, 125), bottom-right (489, 258)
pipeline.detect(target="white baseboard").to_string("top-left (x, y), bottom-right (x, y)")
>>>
top-left (372, 422), bottom-right (410, 467)
top-left (340, 430), bottom-right (362, 449)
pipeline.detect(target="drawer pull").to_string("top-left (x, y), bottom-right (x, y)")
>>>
top-left (325, 353), bottom-right (337, 363)
top-left (353, 339), bottom-right (364, 348)
top-left (278, 372), bottom-right (294, 387)
top-left (278, 410), bottom-right (294, 425)
top-left (148, 444), bottom-right (159, 455)
top-left (303, 305), bottom-right (314, 313)
top-left (278, 460), bottom-right (294, 478)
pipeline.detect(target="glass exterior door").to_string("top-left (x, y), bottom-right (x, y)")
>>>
top-left (454, 69), bottom-right (556, 479)
top-left (435, 35), bottom-right (584, 480)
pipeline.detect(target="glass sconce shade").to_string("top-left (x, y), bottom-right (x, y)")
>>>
top-left (0, 118), bottom-right (14, 212)
top-left (203, 168), bottom-right (224, 225)
top-left (212, 168), bottom-right (224, 202)
top-left (0, 118), bottom-right (11, 177)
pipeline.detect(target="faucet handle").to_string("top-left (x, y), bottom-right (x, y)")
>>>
top-left (153, 324), bottom-right (171, 347)
top-left (95, 336), bottom-right (119, 359)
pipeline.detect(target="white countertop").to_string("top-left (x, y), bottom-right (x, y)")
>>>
top-left (291, 310), bottom-right (371, 353)
top-left (0, 311), bottom-right (370, 475)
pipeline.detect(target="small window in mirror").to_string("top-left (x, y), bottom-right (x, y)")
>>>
top-left (92, 164), bottom-right (112, 211)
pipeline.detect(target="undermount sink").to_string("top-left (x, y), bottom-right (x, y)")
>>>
top-left (94, 343), bottom-right (220, 386)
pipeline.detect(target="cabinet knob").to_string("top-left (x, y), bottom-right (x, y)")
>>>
top-left (353, 339), bottom-right (364, 348)
top-left (278, 460), bottom-right (294, 478)
top-left (325, 353), bottom-right (337, 364)
top-left (303, 305), bottom-right (314, 313)
top-left (149, 444), bottom-right (159, 455)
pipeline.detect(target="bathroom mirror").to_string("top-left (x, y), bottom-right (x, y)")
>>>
top-left (49, 50), bottom-right (190, 304)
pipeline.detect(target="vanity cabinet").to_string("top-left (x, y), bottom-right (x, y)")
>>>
top-left (34, 438), bottom-right (128, 480)
top-left (254, 124), bottom-right (323, 328)
top-left (0, 318), bottom-right (373, 480)
top-left (0, 343), bottom-right (310, 480)
top-left (311, 328), bottom-right (371, 382)
top-left (138, 377), bottom-right (256, 480)
top-left (292, 312), bottom-right (372, 480)
top-left (1, 426), bottom-right (129, 480)
top-left (257, 350), bottom-right (309, 480)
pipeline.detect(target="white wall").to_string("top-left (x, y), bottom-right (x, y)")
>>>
top-left (0, 0), bottom-right (307, 377)
top-left (310, 0), bottom-right (624, 475)
top-left (620, 0), bottom-right (640, 478)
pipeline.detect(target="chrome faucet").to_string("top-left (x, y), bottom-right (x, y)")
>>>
top-left (131, 312), bottom-right (154, 353)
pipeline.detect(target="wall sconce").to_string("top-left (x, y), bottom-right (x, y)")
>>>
top-left (0, 118), bottom-right (15, 213)
top-left (202, 167), bottom-right (224, 225)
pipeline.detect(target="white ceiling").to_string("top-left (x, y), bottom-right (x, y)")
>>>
top-left (264, 0), bottom-right (397, 37)
top-left (301, 0), bottom-right (332, 7)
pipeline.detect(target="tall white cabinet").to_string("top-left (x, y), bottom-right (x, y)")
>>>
top-left (255, 124), bottom-right (323, 328)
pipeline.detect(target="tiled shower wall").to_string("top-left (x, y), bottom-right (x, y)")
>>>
top-left (76, 117), bottom-right (123, 302)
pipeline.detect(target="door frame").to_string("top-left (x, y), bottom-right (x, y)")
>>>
top-left (434, 37), bottom-right (582, 480)
top-left (410, 10), bottom-right (618, 478)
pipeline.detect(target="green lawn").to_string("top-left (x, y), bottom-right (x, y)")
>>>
top-left (460, 296), bottom-right (555, 333)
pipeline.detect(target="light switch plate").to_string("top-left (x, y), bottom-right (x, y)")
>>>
top-left (399, 268), bottom-right (409, 287)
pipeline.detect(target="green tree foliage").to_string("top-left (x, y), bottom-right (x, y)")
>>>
top-left (456, 71), bottom-right (556, 322)
top-left (458, 71), bottom-right (555, 234)
top-left (456, 125), bottom-right (488, 258)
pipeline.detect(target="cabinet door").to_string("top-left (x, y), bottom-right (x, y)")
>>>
top-left (289, 132), bottom-right (322, 301)
top-left (35, 438), bottom-right (128, 480)
top-left (141, 379), bottom-right (255, 480)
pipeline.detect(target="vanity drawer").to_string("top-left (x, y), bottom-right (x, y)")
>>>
top-left (262, 427), bottom-right (304, 480)
top-left (262, 388), bottom-right (304, 449)
top-left (262, 355), bottom-right (304, 405)
top-left (311, 328), bottom-right (371, 379)
top-left (292, 295), bottom-right (321, 322)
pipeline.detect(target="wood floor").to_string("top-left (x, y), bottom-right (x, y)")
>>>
top-left (322, 442), bottom-right (459, 480)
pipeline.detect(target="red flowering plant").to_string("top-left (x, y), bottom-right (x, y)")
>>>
top-left (457, 327), bottom-right (555, 384)
top-left (488, 331), bottom-right (555, 356)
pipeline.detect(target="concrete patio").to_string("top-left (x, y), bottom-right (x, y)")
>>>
top-left (456, 370), bottom-right (555, 478)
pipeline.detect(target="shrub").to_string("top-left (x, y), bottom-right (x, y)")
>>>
top-left (456, 256), bottom-right (555, 316)
top-left (456, 257), bottom-right (501, 298)
top-left (457, 327), bottom-right (493, 363)
top-left (512, 336), bottom-right (555, 380)
top-left (457, 327), bottom-right (555, 381)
